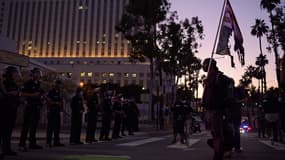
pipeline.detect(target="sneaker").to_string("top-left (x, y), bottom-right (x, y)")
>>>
top-left (29, 144), bottom-right (43, 149)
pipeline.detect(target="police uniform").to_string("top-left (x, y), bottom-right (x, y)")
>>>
top-left (112, 99), bottom-right (122, 139)
top-left (46, 87), bottom-right (63, 146)
top-left (70, 92), bottom-right (84, 144)
top-left (1, 76), bottom-right (20, 155)
top-left (99, 94), bottom-right (112, 141)
top-left (85, 92), bottom-right (99, 143)
top-left (19, 79), bottom-right (43, 149)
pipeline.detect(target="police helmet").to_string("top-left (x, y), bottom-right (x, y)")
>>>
top-left (31, 68), bottom-right (43, 77)
top-left (3, 66), bottom-right (21, 78)
top-left (54, 79), bottom-right (63, 85)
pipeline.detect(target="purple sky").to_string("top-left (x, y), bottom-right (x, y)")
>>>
top-left (170, 0), bottom-right (281, 91)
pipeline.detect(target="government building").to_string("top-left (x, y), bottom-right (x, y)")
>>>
top-left (0, 0), bottom-right (169, 89)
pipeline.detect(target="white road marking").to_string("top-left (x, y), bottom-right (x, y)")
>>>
top-left (117, 137), bottom-right (165, 146)
top-left (259, 140), bottom-right (285, 150)
top-left (167, 138), bottom-right (200, 150)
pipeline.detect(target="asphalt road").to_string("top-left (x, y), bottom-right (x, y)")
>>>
top-left (4, 130), bottom-right (285, 160)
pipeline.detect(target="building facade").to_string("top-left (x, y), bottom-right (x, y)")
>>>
top-left (0, 0), bottom-right (165, 88)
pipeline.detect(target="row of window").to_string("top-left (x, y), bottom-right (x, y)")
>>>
top-left (4, 0), bottom-right (128, 57)
top-left (80, 79), bottom-right (146, 87)
top-left (42, 59), bottom-right (130, 65)
top-left (60, 72), bottom-right (149, 78)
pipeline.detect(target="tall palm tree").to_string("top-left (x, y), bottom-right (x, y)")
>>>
top-left (260, 0), bottom-right (281, 87)
top-left (251, 19), bottom-right (269, 96)
top-left (251, 19), bottom-right (269, 55)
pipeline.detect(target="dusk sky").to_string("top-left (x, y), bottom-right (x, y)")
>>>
top-left (170, 0), bottom-right (284, 92)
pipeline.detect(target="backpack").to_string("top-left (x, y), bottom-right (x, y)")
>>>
top-left (215, 72), bottom-right (235, 109)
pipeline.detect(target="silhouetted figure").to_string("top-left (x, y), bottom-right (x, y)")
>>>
top-left (0, 66), bottom-right (21, 156)
top-left (70, 88), bottom-right (84, 145)
top-left (112, 96), bottom-right (123, 139)
top-left (85, 88), bottom-right (99, 143)
top-left (202, 58), bottom-right (234, 160)
top-left (19, 68), bottom-right (44, 151)
top-left (99, 91), bottom-right (112, 141)
top-left (46, 80), bottom-right (64, 147)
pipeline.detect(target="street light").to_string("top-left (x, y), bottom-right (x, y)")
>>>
top-left (79, 81), bottom-right (84, 88)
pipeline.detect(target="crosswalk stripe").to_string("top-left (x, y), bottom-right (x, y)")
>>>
top-left (117, 137), bottom-right (165, 146)
top-left (259, 140), bottom-right (285, 150)
top-left (167, 138), bottom-right (200, 150)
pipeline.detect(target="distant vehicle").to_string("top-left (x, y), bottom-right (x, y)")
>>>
top-left (240, 117), bottom-right (252, 133)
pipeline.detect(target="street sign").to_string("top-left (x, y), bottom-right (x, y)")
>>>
top-left (0, 50), bottom-right (29, 67)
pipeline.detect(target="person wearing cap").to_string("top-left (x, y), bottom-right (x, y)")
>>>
top-left (0, 66), bottom-right (21, 156)
top-left (202, 58), bottom-right (234, 160)
top-left (46, 79), bottom-right (64, 147)
top-left (19, 68), bottom-right (44, 151)
top-left (85, 88), bottom-right (99, 143)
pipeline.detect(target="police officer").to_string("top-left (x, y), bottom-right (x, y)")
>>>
top-left (19, 68), bottom-right (44, 151)
top-left (170, 100), bottom-right (189, 144)
top-left (85, 88), bottom-right (99, 143)
top-left (46, 79), bottom-right (64, 147)
top-left (0, 66), bottom-right (21, 156)
top-left (99, 90), bottom-right (112, 141)
top-left (70, 87), bottom-right (84, 145)
top-left (112, 95), bottom-right (123, 139)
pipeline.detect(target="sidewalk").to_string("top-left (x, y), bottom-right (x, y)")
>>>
top-left (11, 123), bottom-right (172, 141)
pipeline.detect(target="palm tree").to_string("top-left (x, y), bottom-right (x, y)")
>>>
top-left (260, 0), bottom-right (281, 87)
top-left (251, 19), bottom-right (269, 55)
top-left (251, 18), bottom-right (269, 96)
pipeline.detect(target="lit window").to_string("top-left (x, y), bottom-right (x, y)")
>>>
top-left (124, 73), bottom-right (129, 77)
top-left (76, 41), bottom-right (80, 44)
top-left (109, 72), bottom-right (115, 77)
top-left (131, 73), bottom-right (137, 78)
top-left (78, 5), bottom-right (84, 10)
top-left (83, 61), bottom-right (88, 64)
top-left (97, 41), bottom-right (100, 44)
top-left (102, 80), bottom-right (107, 84)
top-left (87, 72), bottom-right (92, 77)
top-left (67, 72), bottom-right (72, 78)
top-left (69, 61), bottom-right (74, 65)
top-left (102, 72), bottom-right (108, 77)
top-left (80, 72), bottom-right (86, 77)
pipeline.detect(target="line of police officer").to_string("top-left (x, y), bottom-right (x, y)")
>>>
top-left (0, 66), bottom-right (140, 159)
top-left (0, 66), bottom-right (64, 159)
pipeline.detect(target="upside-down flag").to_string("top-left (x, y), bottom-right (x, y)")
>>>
top-left (216, 0), bottom-right (245, 67)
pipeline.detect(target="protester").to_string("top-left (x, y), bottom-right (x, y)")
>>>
top-left (202, 58), bottom-right (234, 160)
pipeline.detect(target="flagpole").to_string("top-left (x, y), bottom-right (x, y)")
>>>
top-left (207, 0), bottom-right (228, 73)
